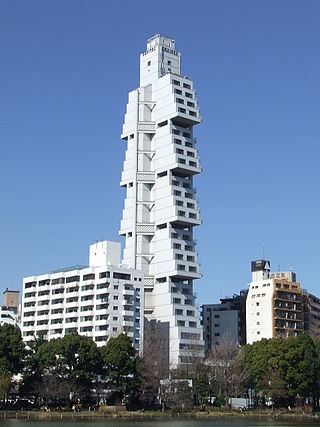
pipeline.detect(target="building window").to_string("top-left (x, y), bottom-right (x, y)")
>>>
top-left (113, 272), bottom-right (131, 281)
top-left (147, 61), bottom-right (151, 66)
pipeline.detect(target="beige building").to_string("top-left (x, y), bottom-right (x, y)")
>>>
top-left (3, 289), bottom-right (19, 311)
top-left (246, 260), bottom-right (303, 344)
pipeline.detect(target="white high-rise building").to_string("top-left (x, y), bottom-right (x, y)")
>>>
top-left (120, 35), bottom-right (204, 366)
top-left (21, 241), bottom-right (144, 350)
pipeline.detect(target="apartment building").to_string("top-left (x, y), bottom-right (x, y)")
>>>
top-left (302, 290), bottom-right (320, 339)
top-left (202, 290), bottom-right (247, 352)
top-left (21, 241), bottom-right (144, 350)
top-left (119, 35), bottom-right (204, 366)
top-left (246, 260), bottom-right (303, 344)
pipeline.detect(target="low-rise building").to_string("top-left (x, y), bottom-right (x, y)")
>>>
top-left (21, 241), bottom-right (144, 351)
top-left (0, 289), bottom-right (20, 328)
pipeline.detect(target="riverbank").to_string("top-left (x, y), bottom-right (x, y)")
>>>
top-left (1, 409), bottom-right (320, 421)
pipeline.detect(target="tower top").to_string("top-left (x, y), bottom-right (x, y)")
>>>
top-left (146, 34), bottom-right (176, 51)
top-left (140, 34), bottom-right (181, 87)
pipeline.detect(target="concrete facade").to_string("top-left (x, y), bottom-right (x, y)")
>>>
top-left (120, 35), bottom-right (204, 366)
top-left (246, 260), bottom-right (303, 344)
top-left (0, 289), bottom-right (20, 328)
top-left (21, 241), bottom-right (144, 350)
top-left (302, 290), bottom-right (320, 340)
top-left (202, 291), bottom-right (247, 352)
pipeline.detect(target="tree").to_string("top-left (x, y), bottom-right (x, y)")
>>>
top-left (259, 367), bottom-right (287, 408)
top-left (208, 334), bottom-right (249, 406)
top-left (245, 335), bottom-right (320, 408)
top-left (0, 373), bottom-right (11, 404)
top-left (141, 321), bottom-right (169, 407)
top-left (161, 379), bottom-right (193, 411)
top-left (193, 367), bottom-right (212, 407)
top-left (283, 335), bottom-right (319, 407)
top-left (35, 333), bottom-right (103, 404)
top-left (0, 324), bottom-right (25, 375)
top-left (100, 334), bottom-right (142, 406)
top-left (21, 333), bottom-right (48, 400)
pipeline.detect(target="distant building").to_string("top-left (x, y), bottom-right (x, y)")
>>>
top-left (246, 260), bottom-right (303, 344)
top-left (0, 289), bottom-right (20, 328)
top-left (201, 290), bottom-right (247, 352)
top-left (21, 241), bottom-right (144, 350)
top-left (302, 290), bottom-right (320, 339)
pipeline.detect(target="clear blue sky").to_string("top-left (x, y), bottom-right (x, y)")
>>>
top-left (1, 0), bottom-right (319, 306)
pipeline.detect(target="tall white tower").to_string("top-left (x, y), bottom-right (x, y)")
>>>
top-left (120, 35), bottom-right (204, 367)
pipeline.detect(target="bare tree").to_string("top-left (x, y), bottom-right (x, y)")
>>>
top-left (207, 334), bottom-right (249, 406)
top-left (141, 320), bottom-right (169, 407)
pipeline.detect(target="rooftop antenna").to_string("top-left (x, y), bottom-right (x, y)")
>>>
top-left (278, 264), bottom-right (280, 272)
top-left (262, 244), bottom-right (265, 259)
top-left (289, 265), bottom-right (293, 272)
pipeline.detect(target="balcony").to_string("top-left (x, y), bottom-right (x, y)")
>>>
top-left (65, 320), bottom-right (78, 328)
top-left (95, 318), bottom-right (109, 327)
top-left (37, 294), bottom-right (51, 302)
top-left (23, 325), bottom-right (35, 332)
top-left (37, 324), bottom-right (50, 331)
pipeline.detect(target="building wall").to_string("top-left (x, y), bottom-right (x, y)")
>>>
top-left (119, 35), bottom-right (204, 367)
top-left (3, 290), bottom-right (19, 311)
top-left (21, 242), bottom-right (144, 351)
top-left (302, 290), bottom-right (320, 340)
top-left (246, 274), bottom-right (303, 344)
top-left (0, 308), bottom-right (19, 328)
top-left (202, 304), bottom-right (239, 352)
top-left (246, 279), bottom-right (275, 344)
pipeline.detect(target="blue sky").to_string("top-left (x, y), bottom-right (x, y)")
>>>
top-left (0, 0), bottom-right (319, 306)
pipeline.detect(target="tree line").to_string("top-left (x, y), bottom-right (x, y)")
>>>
top-left (1, 322), bottom-right (320, 411)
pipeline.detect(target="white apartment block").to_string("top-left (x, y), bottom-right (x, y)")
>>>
top-left (120, 35), bottom-right (204, 366)
top-left (0, 289), bottom-right (20, 328)
top-left (21, 241), bottom-right (144, 350)
top-left (0, 308), bottom-right (20, 328)
top-left (246, 260), bottom-right (303, 344)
